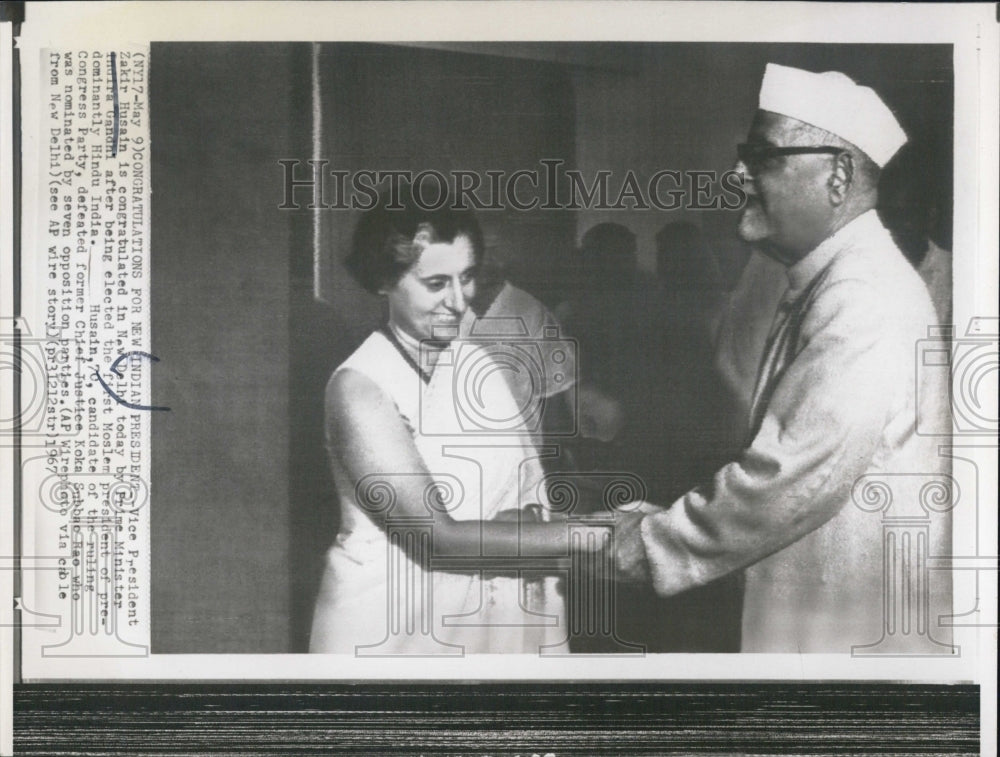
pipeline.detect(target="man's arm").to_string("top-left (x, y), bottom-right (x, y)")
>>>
top-left (618, 277), bottom-right (908, 595)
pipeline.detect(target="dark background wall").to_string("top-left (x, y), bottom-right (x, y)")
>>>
top-left (151, 44), bottom-right (311, 652)
top-left (150, 42), bottom-right (952, 653)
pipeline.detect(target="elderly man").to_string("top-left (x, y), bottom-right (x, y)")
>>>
top-left (614, 64), bottom-right (952, 653)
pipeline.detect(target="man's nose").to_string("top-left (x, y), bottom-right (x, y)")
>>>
top-left (444, 281), bottom-right (467, 312)
top-left (732, 161), bottom-right (755, 195)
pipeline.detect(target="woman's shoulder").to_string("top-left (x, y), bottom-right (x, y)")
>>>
top-left (327, 329), bottom-right (414, 413)
top-left (334, 329), bottom-right (394, 378)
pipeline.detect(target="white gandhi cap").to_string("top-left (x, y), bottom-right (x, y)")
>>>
top-left (758, 63), bottom-right (907, 167)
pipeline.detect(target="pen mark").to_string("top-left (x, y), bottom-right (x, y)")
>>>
top-left (94, 351), bottom-right (170, 411)
top-left (110, 52), bottom-right (120, 157)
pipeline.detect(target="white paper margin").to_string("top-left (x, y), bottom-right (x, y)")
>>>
top-left (3, 8), bottom-right (996, 753)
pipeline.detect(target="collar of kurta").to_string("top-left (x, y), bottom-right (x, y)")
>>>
top-left (784, 209), bottom-right (885, 298)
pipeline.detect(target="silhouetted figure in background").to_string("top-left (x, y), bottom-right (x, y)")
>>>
top-left (606, 221), bottom-right (743, 654)
top-left (559, 222), bottom-right (642, 384)
top-left (879, 144), bottom-right (952, 324)
top-left (651, 221), bottom-right (737, 491)
top-left (555, 223), bottom-right (655, 483)
top-left (656, 221), bottom-right (722, 293)
top-left (560, 221), bottom-right (742, 653)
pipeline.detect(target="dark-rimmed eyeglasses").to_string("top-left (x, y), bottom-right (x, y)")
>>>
top-left (736, 143), bottom-right (845, 173)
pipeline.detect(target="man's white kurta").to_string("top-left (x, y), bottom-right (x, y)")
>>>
top-left (616, 210), bottom-right (952, 653)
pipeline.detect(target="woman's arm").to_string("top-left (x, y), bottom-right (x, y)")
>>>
top-left (328, 368), bottom-right (608, 558)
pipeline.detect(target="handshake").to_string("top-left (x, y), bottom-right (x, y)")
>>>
top-left (492, 500), bottom-right (660, 522)
top-left (489, 499), bottom-right (661, 587)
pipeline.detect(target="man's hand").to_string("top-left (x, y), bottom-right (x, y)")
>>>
top-left (612, 508), bottom-right (653, 585)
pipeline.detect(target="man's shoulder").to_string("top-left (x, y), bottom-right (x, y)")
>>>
top-left (798, 236), bottom-right (937, 355)
top-left (820, 229), bottom-right (935, 319)
top-left (484, 282), bottom-right (561, 335)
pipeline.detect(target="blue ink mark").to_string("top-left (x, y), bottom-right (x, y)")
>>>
top-left (110, 52), bottom-right (120, 157)
top-left (94, 351), bottom-right (170, 411)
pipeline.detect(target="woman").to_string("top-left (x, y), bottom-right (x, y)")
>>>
top-left (309, 197), bottom-right (609, 655)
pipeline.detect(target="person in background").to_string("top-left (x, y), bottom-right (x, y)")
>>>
top-left (462, 252), bottom-right (627, 507)
top-left (555, 223), bottom-right (653, 471)
top-left (606, 220), bottom-right (744, 653)
top-left (655, 222), bottom-right (723, 310)
top-left (650, 221), bottom-right (738, 498)
top-left (460, 253), bottom-right (580, 452)
top-left (560, 221), bottom-right (744, 652)
top-left (878, 143), bottom-right (953, 325)
top-left (560, 222), bottom-right (644, 391)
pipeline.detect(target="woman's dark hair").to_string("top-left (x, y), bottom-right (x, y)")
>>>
top-left (345, 189), bottom-right (484, 294)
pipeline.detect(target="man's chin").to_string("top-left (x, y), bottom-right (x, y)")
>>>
top-left (737, 213), bottom-right (771, 244)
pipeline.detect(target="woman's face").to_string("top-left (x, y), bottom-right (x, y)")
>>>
top-left (386, 234), bottom-right (477, 342)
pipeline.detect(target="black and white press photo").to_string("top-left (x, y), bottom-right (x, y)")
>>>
top-left (6, 4), bottom-right (997, 754)
top-left (140, 40), bottom-right (961, 657)
top-left (8, 2), bottom-right (995, 696)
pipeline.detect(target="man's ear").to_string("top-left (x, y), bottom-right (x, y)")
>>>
top-left (827, 152), bottom-right (854, 205)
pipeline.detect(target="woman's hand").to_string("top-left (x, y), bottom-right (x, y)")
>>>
top-left (493, 503), bottom-right (551, 522)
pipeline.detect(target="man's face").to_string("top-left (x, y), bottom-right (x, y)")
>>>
top-left (736, 111), bottom-right (839, 262)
